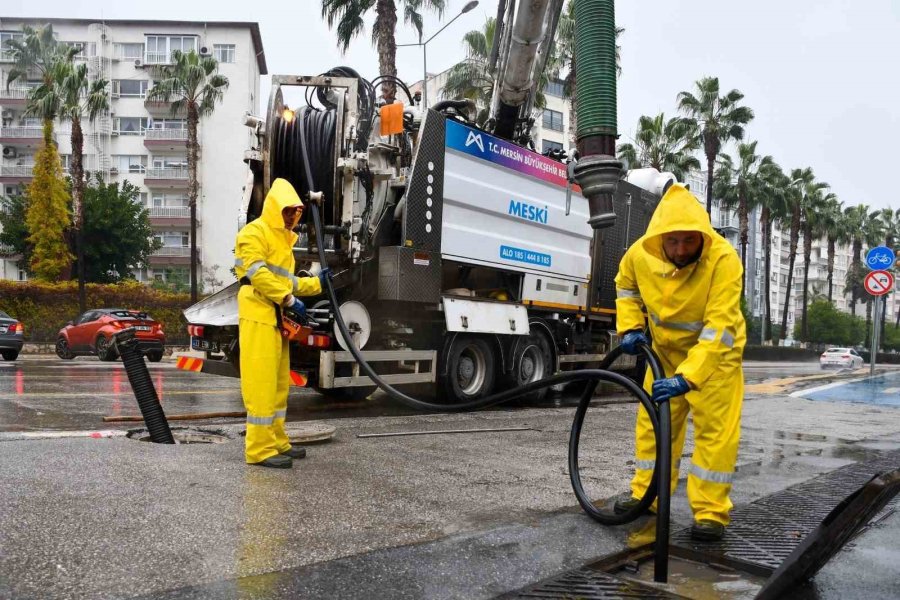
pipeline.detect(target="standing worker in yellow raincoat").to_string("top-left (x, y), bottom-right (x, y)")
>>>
top-left (234, 178), bottom-right (331, 469)
top-left (613, 183), bottom-right (746, 541)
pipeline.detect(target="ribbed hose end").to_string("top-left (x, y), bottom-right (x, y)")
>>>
top-left (114, 328), bottom-right (174, 444)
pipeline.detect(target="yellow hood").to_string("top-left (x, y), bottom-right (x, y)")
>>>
top-left (641, 183), bottom-right (715, 262)
top-left (262, 178), bottom-right (304, 230)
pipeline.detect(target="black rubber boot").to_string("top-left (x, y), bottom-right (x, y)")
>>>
top-left (280, 445), bottom-right (307, 459)
top-left (251, 454), bottom-right (293, 469)
top-left (613, 496), bottom-right (644, 515)
top-left (691, 519), bottom-right (725, 541)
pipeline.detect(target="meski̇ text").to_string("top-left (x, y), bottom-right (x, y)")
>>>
top-left (508, 200), bottom-right (549, 224)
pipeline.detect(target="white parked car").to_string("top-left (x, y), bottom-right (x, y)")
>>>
top-left (819, 347), bottom-right (864, 369)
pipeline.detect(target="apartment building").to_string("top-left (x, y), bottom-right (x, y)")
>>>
top-left (0, 18), bottom-right (266, 291)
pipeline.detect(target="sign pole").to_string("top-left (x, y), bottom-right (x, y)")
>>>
top-left (870, 296), bottom-right (881, 375)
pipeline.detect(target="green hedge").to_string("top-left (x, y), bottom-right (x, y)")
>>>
top-left (0, 280), bottom-right (192, 344)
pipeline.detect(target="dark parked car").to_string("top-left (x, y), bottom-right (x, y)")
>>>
top-left (0, 310), bottom-right (24, 361)
top-left (56, 309), bottom-right (166, 362)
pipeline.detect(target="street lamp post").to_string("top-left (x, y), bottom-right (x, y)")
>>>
top-left (397, 0), bottom-right (479, 110)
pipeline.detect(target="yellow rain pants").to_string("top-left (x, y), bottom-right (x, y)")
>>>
top-left (234, 178), bottom-right (322, 464)
top-left (615, 184), bottom-right (746, 525)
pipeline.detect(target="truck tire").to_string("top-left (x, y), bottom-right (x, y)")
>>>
top-left (313, 386), bottom-right (376, 402)
top-left (441, 335), bottom-right (496, 404)
top-left (506, 329), bottom-right (554, 403)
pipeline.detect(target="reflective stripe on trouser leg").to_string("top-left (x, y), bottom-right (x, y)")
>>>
top-left (274, 336), bottom-right (291, 455)
top-left (240, 318), bottom-right (285, 464)
top-left (685, 372), bottom-right (744, 526)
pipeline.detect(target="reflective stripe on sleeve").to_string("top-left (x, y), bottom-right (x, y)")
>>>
top-left (721, 330), bottom-right (735, 348)
top-left (274, 410), bottom-right (286, 420)
top-left (245, 260), bottom-right (266, 279)
top-left (266, 263), bottom-right (294, 279)
top-left (690, 463), bottom-right (733, 484)
top-left (234, 258), bottom-right (244, 267)
top-left (635, 459), bottom-right (656, 470)
top-left (699, 327), bottom-right (718, 342)
top-left (616, 288), bottom-right (642, 299)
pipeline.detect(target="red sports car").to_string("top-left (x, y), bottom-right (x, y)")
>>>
top-left (56, 309), bottom-right (166, 362)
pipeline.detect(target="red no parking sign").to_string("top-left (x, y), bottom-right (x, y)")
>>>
top-left (864, 270), bottom-right (894, 296)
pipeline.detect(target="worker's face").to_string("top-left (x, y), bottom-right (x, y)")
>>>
top-left (662, 231), bottom-right (703, 268)
top-left (282, 205), bottom-right (303, 229)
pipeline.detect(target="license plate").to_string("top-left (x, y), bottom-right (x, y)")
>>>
top-left (192, 338), bottom-right (216, 351)
top-left (135, 326), bottom-right (152, 331)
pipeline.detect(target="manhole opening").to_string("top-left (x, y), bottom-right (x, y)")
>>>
top-left (127, 427), bottom-right (232, 444)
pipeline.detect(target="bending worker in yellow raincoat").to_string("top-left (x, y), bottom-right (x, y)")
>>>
top-left (613, 183), bottom-right (746, 541)
top-left (234, 178), bottom-right (330, 468)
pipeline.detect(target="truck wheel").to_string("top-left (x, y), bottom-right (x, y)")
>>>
top-left (441, 335), bottom-right (496, 404)
top-left (506, 329), bottom-right (554, 403)
top-left (95, 335), bottom-right (118, 362)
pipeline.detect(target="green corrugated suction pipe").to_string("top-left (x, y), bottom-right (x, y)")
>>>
top-left (575, 0), bottom-right (617, 149)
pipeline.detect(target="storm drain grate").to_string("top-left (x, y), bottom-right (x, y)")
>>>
top-left (670, 449), bottom-right (900, 575)
top-left (500, 567), bottom-right (688, 599)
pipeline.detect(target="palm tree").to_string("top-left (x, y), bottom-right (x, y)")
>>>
top-left (58, 61), bottom-right (109, 312)
top-left (147, 50), bottom-right (229, 303)
top-left (677, 77), bottom-right (754, 215)
top-left (712, 141), bottom-right (773, 291)
top-left (843, 204), bottom-right (881, 317)
top-left (757, 161), bottom-right (789, 344)
top-left (799, 187), bottom-right (834, 342)
top-left (821, 197), bottom-right (849, 303)
top-left (617, 113), bottom-right (700, 181)
top-left (442, 17), bottom-right (497, 125)
top-left (321, 0), bottom-right (445, 102)
top-left (555, 1), bottom-right (623, 146)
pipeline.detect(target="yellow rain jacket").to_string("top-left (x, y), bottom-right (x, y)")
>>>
top-left (615, 183), bottom-right (746, 525)
top-left (233, 178), bottom-right (322, 464)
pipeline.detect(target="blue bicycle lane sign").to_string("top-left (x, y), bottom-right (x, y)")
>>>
top-left (866, 246), bottom-right (895, 270)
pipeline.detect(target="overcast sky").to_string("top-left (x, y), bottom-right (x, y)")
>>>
top-left (3, 0), bottom-right (898, 211)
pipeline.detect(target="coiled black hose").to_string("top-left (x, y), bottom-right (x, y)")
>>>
top-left (293, 105), bottom-right (673, 582)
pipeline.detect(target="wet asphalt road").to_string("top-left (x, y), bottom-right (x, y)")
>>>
top-left (0, 356), bottom-right (827, 433)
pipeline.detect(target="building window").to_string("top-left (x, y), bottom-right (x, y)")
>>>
top-left (152, 193), bottom-right (188, 207)
top-left (542, 109), bottom-right (564, 132)
top-left (60, 154), bottom-right (71, 172)
top-left (0, 32), bottom-right (24, 61)
top-left (139, 192), bottom-right (148, 205)
top-left (542, 140), bottom-right (564, 154)
top-left (150, 118), bottom-right (186, 130)
top-left (114, 79), bottom-right (150, 98)
top-left (17, 266), bottom-right (27, 281)
top-left (114, 155), bottom-right (147, 173)
top-left (213, 44), bottom-right (235, 64)
top-left (119, 43), bottom-right (144, 60)
top-left (145, 35), bottom-right (197, 64)
top-left (152, 156), bottom-right (187, 169)
top-left (155, 231), bottom-right (189, 247)
top-left (113, 117), bottom-right (148, 135)
top-left (544, 79), bottom-right (565, 97)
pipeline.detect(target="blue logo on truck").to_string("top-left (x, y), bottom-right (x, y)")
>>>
top-left (500, 245), bottom-right (552, 267)
top-left (508, 200), bottom-right (548, 224)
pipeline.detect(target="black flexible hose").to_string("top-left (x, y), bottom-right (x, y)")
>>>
top-left (294, 106), bottom-right (672, 579)
top-left (113, 328), bottom-right (174, 444)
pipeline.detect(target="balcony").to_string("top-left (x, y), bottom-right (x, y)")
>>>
top-left (149, 245), bottom-right (192, 266)
top-left (144, 95), bottom-right (186, 116)
top-left (148, 205), bottom-right (190, 226)
top-left (0, 86), bottom-right (30, 107)
top-left (143, 128), bottom-right (187, 150)
top-left (0, 126), bottom-right (51, 148)
top-left (0, 164), bottom-right (34, 183)
top-left (144, 167), bottom-right (189, 188)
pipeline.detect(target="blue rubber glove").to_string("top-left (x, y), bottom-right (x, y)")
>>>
top-left (318, 267), bottom-right (333, 288)
top-left (651, 375), bottom-right (690, 403)
top-left (620, 331), bottom-right (649, 355)
top-left (283, 296), bottom-right (307, 321)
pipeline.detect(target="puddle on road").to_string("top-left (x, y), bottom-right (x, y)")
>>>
top-left (792, 371), bottom-right (900, 407)
top-left (622, 557), bottom-right (766, 600)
